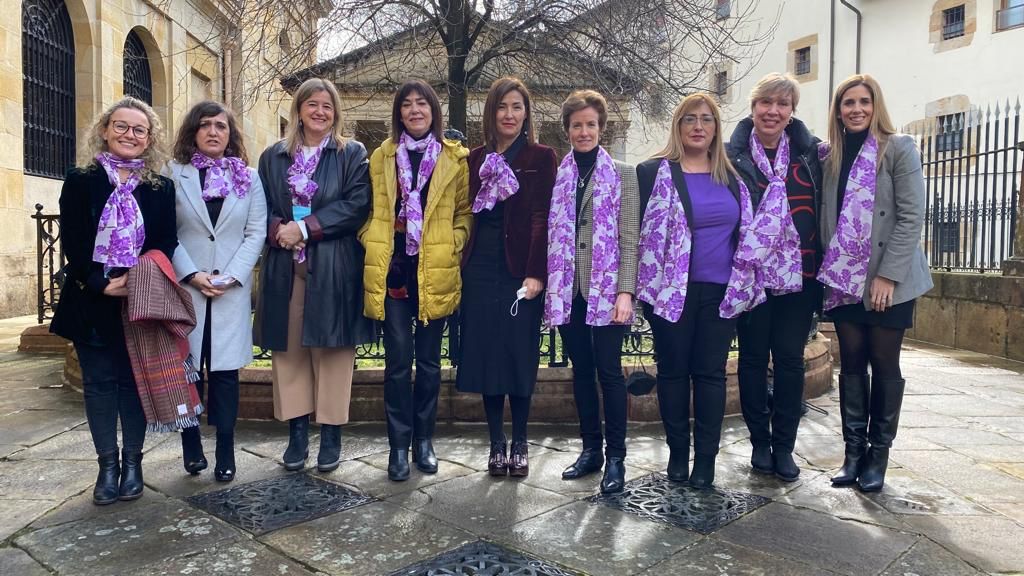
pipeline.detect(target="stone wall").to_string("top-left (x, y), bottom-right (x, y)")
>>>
top-left (907, 271), bottom-right (1024, 361)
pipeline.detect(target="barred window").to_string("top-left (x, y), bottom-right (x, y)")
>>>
top-left (123, 30), bottom-right (153, 104)
top-left (22, 0), bottom-right (76, 179)
top-left (795, 47), bottom-right (811, 76)
top-left (936, 113), bottom-right (964, 153)
top-left (942, 5), bottom-right (966, 40)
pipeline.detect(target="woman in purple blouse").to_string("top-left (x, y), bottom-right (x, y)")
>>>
top-left (636, 93), bottom-right (757, 489)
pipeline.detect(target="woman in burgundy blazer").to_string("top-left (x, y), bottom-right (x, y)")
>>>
top-left (456, 77), bottom-right (557, 478)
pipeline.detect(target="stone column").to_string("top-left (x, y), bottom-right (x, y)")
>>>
top-left (1002, 139), bottom-right (1024, 277)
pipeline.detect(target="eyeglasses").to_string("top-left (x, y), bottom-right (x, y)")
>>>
top-left (681, 114), bottom-right (716, 127)
top-left (110, 120), bottom-right (150, 139)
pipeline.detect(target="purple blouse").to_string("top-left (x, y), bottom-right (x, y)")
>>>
top-left (685, 173), bottom-right (739, 284)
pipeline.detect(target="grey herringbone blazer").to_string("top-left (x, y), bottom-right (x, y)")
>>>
top-left (573, 159), bottom-right (640, 297)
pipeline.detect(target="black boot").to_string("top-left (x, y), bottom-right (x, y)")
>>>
top-left (119, 449), bottom-right (144, 501)
top-left (214, 433), bottom-right (235, 482)
top-left (388, 448), bottom-right (410, 481)
top-left (317, 425), bottom-right (342, 472)
top-left (93, 450), bottom-right (120, 505)
top-left (413, 438), bottom-right (438, 474)
top-left (562, 448), bottom-right (603, 480)
top-left (750, 444), bottom-right (773, 474)
top-left (688, 453), bottom-right (716, 489)
top-left (666, 447), bottom-right (689, 483)
top-left (772, 451), bottom-right (800, 482)
top-left (858, 378), bottom-right (905, 492)
top-left (180, 426), bottom-right (208, 475)
top-left (282, 414), bottom-right (310, 471)
top-left (600, 457), bottom-right (626, 494)
top-left (831, 374), bottom-right (870, 486)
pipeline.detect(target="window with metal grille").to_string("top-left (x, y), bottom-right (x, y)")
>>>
top-left (795, 47), bottom-right (811, 76)
top-left (936, 113), bottom-right (964, 153)
top-left (123, 30), bottom-right (153, 104)
top-left (942, 5), bottom-right (966, 40)
top-left (716, 0), bottom-right (730, 20)
top-left (714, 70), bottom-right (728, 98)
top-left (937, 220), bottom-right (960, 253)
top-left (22, 0), bottom-right (76, 179)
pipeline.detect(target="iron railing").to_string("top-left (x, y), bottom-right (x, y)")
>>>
top-left (32, 204), bottom-right (64, 323)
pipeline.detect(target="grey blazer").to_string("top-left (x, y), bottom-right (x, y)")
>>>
top-left (169, 161), bottom-right (268, 371)
top-left (820, 134), bottom-right (933, 310)
top-left (573, 159), bottom-right (640, 297)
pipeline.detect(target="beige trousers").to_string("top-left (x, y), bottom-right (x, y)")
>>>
top-left (271, 262), bottom-right (356, 425)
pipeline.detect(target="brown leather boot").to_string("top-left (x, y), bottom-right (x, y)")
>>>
top-left (488, 441), bottom-right (508, 476)
top-left (509, 442), bottom-right (529, 477)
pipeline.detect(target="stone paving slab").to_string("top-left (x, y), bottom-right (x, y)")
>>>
top-left (903, 394), bottom-right (1024, 417)
top-left (15, 498), bottom-right (242, 576)
top-left (260, 500), bottom-right (474, 576)
top-left (0, 387), bottom-right (82, 417)
top-left (948, 443), bottom-right (1024, 463)
top-left (863, 468), bottom-right (993, 517)
top-left (0, 459), bottom-right (96, 501)
top-left (777, 477), bottom-right (906, 529)
top-left (0, 547), bottom-right (50, 576)
top-left (141, 438), bottom-right (291, 498)
top-left (983, 502), bottom-right (1024, 524)
top-left (966, 415), bottom-right (1024, 434)
top-left (889, 449), bottom-right (1024, 503)
top-left (517, 449), bottom-right (650, 497)
top-left (0, 409), bottom-right (87, 446)
top-left (0, 498), bottom-right (58, 541)
top-left (879, 538), bottom-right (986, 576)
top-left (639, 538), bottom-right (840, 576)
top-left (121, 540), bottom-right (319, 576)
top-left (716, 502), bottom-right (918, 576)
top-left (9, 429), bottom-right (170, 461)
top-left (318, 455), bottom-right (476, 499)
top-left (903, 515), bottom-right (1024, 574)
top-left (490, 500), bottom-right (700, 575)
top-left (30, 490), bottom-right (175, 531)
top-left (792, 435), bottom-right (847, 470)
top-left (357, 448), bottom-right (480, 491)
top-left (709, 452), bottom-right (813, 499)
top-left (910, 427), bottom-right (1019, 447)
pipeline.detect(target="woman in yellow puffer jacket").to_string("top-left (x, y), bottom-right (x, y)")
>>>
top-left (359, 79), bottom-right (471, 482)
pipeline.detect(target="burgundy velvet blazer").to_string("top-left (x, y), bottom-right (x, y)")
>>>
top-left (463, 142), bottom-right (557, 280)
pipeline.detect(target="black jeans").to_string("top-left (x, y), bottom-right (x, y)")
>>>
top-left (736, 284), bottom-right (819, 453)
top-left (646, 282), bottom-right (738, 456)
top-left (193, 369), bottom-right (240, 433)
top-left (558, 293), bottom-right (628, 458)
top-left (383, 295), bottom-right (445, 449)
top-left (75, 340), bottom-right (146, 455)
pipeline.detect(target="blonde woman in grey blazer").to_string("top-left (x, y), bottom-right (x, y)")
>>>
top-left (169, 101), bottom-right (267, 483)
top-left (545, 90), bottom-right (639, 494)
top-left (819, 75), bottom-right (932, 493)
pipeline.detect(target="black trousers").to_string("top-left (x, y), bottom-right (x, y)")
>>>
top-left (382, 295), bottom-right (445, 449)
top-left (191, 298), bottom-right (240, 434)
top-left (75, 340), bottom-right (146, 455)
top-left (558, 293), bottom-right (628, 458)
top-left (647, 282), bottom-right (737, 456)
top-left (736, 284), bottom-right (819, 453)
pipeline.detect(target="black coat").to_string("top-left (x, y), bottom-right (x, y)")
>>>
top-left (254, 138), bottom-right (374, 350)
top-left (726, 116), bottom-right (823, 213)
top-left (50, 165), bottom-right (178, 345)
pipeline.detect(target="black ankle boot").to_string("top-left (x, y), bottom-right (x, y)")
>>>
top-left (180, 426), bottom-right (207, 475)
top-left (750, 444), bottom-right (773, 474)
top-left (562, 448), bottom-right (603, 480)
top-left (413, 438), bottom-right (438, 474)
top-left (214, 433), bottom-right (235, 483)
top-left (689, 453), bottom-right (716, 489)
top-left (93, 451), bottom-right (120, 505)
top-left (600, 457), bottom-right (626, 494)
top-left (772, 451), bottom-right (800, 482)
top-left (282, 414), bottom-right (310, 471)
top-left (832, 374), bottom-right (870, 486)
top-left (388, 448), bottom-right (410, 481)
top-left (667, 447), bottom-right (689, 483)
top-left (119, 449), bottom-right (144, 501)
top-left (318, 425), bottom-right (342, 472)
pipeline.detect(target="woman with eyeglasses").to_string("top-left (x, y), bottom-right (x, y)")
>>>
top-left (822, 74), bottom-right (931, 492)
top-left (168, 101), bottom-right (267, 483)
top-left (50, 97), bottom-right (178, 505)
top-left (726, 73), bottom-right (824, 482)
top-left (636, 93), bottom-right (759, 489)
top-left (456, 77), bottom-right (557, 478)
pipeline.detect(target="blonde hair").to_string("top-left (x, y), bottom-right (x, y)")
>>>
top-left (826, 74), bottom-right (896, 176)
top-left (749, 72), bottom-right (801, 112)
top-left (83, 96), bottom-right (167, 185)
top-left (654, 93), bottom-right (735, 185)
top-left (284, 78), bottom-right (345, 157)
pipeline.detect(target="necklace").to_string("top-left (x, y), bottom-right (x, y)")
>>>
top-left (577, 164), bottom-right (596, 191)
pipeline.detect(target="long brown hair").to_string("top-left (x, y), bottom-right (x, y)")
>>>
top-left (481, 77), bottom-right (536, 151)
top-left (83, 96), bottom-right (167, 185)
top-left (653, 93), bottom-right (735, 185)
top-left (390, 79), bottom-right (444, 142)
top-left (172, 101), bottom-right (248, 164)
top-left (826, 74), bottom-right (897, 176)
top-left (283, 78), bottom-right (345, 157)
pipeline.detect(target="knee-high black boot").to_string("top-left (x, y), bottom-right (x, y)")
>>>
top-left (858, 378), bottom-right (905, 492)
top-left (832, 374), bottom-right (870, 486)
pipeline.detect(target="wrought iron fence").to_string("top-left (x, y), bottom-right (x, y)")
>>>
top-left (911, 100), bottom-right (1021, 272)
top-left (32, 204), bottom-right (64, 323)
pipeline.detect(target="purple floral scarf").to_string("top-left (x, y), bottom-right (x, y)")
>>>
top-left (818, 132), bottom-right (879, 310)
top-left (637, 159), bottom-right (758, 322)
top-left (473, 152), bottom-right (519, 212)
top-left (92, 152), bottom-right (146, 270)
top-left (286, 136), bottom-right (330, 262)
top-left (396, 132), bottom-right (441, 255)
top-left (544, 146), bottom-right (628, 327)
top-left (190, 153), bottom-right (251, 201)
top-left (738, 130), bottom-right (802, 297)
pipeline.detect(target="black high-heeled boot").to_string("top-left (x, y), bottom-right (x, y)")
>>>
top-left (832, 374), bottom-right (870, 486)
top-left (858, 378), bottom-right (905, 492)
top-left (180, 426), bottom-right (208, 475)
top-left (93, 450), bottom-right (120, 505)
top-left (119, 449), bottom-right (144, 501)
top-left (214, 433), bottom-right (235, 482)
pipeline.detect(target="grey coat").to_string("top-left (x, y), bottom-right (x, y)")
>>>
top-left (169, 161), bottom-right (267, 371)
top-left (573, 159), bottom-right (640, 297)
top-left (820, 133), bottom-right (933, 310)
top-left (254, 138), bottom-right (375, 350)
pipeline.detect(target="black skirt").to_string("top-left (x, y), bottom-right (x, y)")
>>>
top-left (456, 202), bottom-right (542, 397)
top-left (829, 299), bottom-right (915, 330)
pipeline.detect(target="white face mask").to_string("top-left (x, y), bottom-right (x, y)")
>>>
top-left (509, 285), bottom-right (528, 317)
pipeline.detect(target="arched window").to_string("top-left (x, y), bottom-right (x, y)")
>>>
top-left (123, 30), bottom-right (152, 104)
top-left (22, 0), bottom-right (76, 179)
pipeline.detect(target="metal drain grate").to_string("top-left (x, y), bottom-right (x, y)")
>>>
top-left (587, 472), bottom-right (770, 534)
top-left (187, 473), bottom-right (374, 535)
top-left (390, 540), bottom-right (579, 576)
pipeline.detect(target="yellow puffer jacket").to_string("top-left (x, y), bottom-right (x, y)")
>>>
top-left (359, 137), bottom-right (471, 322)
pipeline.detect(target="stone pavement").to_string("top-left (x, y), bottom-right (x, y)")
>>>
top-left (1, 339), bottom-right (1023, 575)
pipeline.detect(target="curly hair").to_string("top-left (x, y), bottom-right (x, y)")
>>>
top-left (83, 96), bottom-right (168, 185)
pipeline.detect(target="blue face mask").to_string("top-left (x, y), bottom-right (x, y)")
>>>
top-left (509, 286), bottom-right (528, 317)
